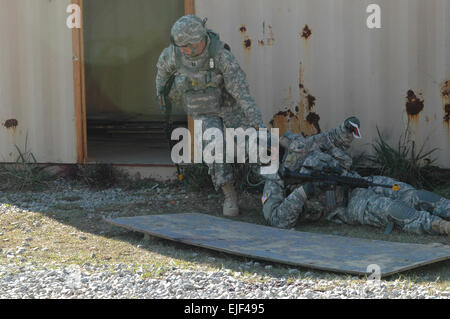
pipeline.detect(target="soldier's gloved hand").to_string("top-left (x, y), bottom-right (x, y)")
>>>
top-left (344, 116), bottom-right (361, 139)
top-left (157, 95), bottom-right (166, 113)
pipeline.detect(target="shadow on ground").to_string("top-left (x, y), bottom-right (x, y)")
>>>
top-left (0, 178), bottom-right (449, 284)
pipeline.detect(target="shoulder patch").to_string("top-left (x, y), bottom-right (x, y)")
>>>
top-left (261, 191), bottom-right (271, 205)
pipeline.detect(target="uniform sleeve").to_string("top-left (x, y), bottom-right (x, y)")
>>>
top-left (302, 122), bottom-right (354, 152)
top-left (155, 46), bottom-right (176, 96)
top-left (216, 49), bottom-right (264, 128)
top-left (281, 123), bottom-right (355, 172)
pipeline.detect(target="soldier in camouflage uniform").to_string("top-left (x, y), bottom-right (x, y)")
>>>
top-left (156, 15), bottom-right (265, 217)
top-left (261, 117), bottom-right (450, 236)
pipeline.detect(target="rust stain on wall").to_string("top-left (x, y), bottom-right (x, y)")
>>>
top-left (264, 24), bottom-right (275, 46)
top-left (238, 25), bottom-right (252, 51)
top-left (444, 104), bottom-right (450, 123)
top-left (306, 94), bottom-right (316, 111)
top-left (270, 110), bottom-right (301, 136)
top-left (2, 119), bottom-right (19, 143)
top-left (442, 80), bottom-right (450, 126)
top-left (270, 62), bottom-right (321, 137)
top-left (306, 112), bottom-right (321, 133)
top-left (256, 22), bottom-right (275, 47)
top-left (3, 119), bottom-right (18, 129)
top-left (243, 38), bottom-right (252, 49)
top-left (405, 90), bottom-right (424, 126)
top-left (300, 25), bottom-right (312, 40)
top-left (297, 62), bottom-right (321, 135)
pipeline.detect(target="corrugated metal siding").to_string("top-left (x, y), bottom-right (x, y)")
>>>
top-left (0, 0), bottom-right (76, 163)
top-left (196, 0), bottom-right (450, 168)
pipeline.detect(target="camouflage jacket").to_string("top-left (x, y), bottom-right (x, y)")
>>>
top-left (262, 123), bottom-right (356, 224)
top-left (156, 31), bottom-right (264, 128)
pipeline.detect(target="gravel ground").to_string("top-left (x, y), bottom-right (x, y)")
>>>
top-left (0, 178), bottom-right (449, 299)
top-left (0, 262), bottom-right (449, 299)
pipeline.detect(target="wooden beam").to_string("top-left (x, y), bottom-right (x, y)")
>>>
top-left (185, 0), bottom-right (195, 15)
top-left (72, 0), bottom-right (87, 163)
top-left (185, 0), bottom-right (195, 161)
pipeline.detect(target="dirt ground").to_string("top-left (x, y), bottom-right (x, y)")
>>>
top-left (0, 171), bottom-right (449, 290)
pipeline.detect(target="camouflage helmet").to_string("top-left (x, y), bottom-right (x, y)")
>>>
top-left (171, 15), bottom-right (207, 46)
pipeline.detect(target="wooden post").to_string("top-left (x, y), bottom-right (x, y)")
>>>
top-left (185, 0), bottom-right (195, 15)
top-left (185, 0), bottom-right (195, 161)
top-left (72, 0), bottom-right (87, 163)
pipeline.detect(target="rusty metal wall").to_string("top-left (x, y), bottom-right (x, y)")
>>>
top-left (0, 0), bottom-right (76, 163)
top-left (196, 0), bottom-right (450, 168)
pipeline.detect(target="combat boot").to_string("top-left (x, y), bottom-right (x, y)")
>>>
top-left (222, 182), bottom-right (239, 217)
top-left (431, 220), bottom-right (450, 236)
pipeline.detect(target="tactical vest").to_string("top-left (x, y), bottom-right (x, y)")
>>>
top-left (173, 31), bottom-right (229, 116)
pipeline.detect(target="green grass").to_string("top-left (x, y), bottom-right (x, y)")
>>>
top-left (369, 127), bottom-right (445, 190)
top-left (0, 182), bottom-right (448, 289)
top-left (0, 131), bottom-right (449, 291)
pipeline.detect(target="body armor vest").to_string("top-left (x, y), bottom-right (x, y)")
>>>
top-left (173, 31), bottom-right (228, 116)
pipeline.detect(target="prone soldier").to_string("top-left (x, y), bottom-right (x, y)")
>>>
top-left (261, 118), bottom-right (450, 236)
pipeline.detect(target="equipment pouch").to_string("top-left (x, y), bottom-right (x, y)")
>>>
top-left (185, 87), bottom-right (223, 115)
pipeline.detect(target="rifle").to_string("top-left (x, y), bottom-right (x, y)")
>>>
top-left (160, 72), bottom-right (183, 182)
top-left (282, 168), bottom-right (400, 191)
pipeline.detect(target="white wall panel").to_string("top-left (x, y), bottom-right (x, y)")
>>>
top-left (196, 0), bottom-right (450, 167)
top-left (0, 0), bottom-right (76, 163)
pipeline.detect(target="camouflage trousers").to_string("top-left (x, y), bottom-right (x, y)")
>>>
top-left (263, 175), bottom-right (450, 235)
top-left (194, 115), bottom-right (233, 190)
top-left (332, 176), bottom-right (450, 235)
top-left (194, 113), bottom-right (256, 190)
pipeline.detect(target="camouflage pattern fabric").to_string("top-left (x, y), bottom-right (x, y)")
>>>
top-left (280, 122), bottom-right (354, 173)
top-left (170, 15), bottom-right (207, 47)
top-left (156, 15), bottom-right (265, 188)
top-left (156, 15), bottom-right (264, 128)
top-left (262, 122), bottom-right (355, 229)
top-left (262, 122), bottom-right (450, 235)
top-left (194, 115), bottom-right (234, 190)
top-left (336, 179), bottom-right (441, 235)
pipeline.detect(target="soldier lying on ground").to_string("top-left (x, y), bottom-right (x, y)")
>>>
top-left (156, 15), bottom-right (266, 217)
top-left (261, 117), bottom-right (450, 236)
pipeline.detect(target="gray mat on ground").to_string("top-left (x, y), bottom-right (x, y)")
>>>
top-left (106, 213), bottom-right (450, 277)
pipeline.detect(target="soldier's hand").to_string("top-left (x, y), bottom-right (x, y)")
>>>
top-left (344, 116), bottom-right (361, 139)
top-left (157, 95), bottom-right (166, 113)
top-left (157, 95), bottom-right (164, 106)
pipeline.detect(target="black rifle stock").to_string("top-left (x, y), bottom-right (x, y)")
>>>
top-left (160, 72), bottom-right (183, 182)
top-left (282, 169), bottom-right (400, 191)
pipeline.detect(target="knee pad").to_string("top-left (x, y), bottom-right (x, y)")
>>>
top-left (386, 200), bottom-right (420, 223)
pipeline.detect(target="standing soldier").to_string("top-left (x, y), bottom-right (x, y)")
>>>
top-left (156, 15), bottom-right (265, 217)
top-left (262, 117), bottom-right (450, 236)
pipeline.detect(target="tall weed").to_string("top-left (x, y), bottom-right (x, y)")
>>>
top-left (369, 127), bottom-right (439, 189)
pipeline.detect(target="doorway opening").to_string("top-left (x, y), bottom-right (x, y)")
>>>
top-left (82, 0), bottom-right (187, 164)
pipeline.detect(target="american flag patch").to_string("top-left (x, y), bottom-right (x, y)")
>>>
top-left (261, 191), bottom-right (271, 205)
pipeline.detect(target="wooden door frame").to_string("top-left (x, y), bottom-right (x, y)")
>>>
top-left (72, 0), bottom-right (87, 163)
top-left (72, 0), bottom-right (195, 164)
